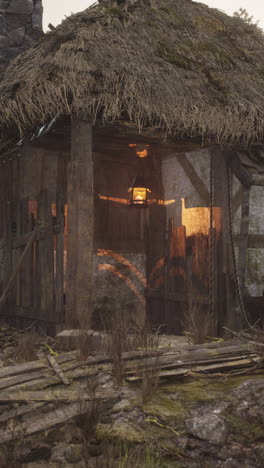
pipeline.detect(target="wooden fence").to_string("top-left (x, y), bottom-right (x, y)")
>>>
top-left (0, 190), bottom-right (65, 335)
top-left (146, 211), bottom-right (225, 335)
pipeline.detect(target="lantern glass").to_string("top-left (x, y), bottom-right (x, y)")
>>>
top-left (128, 176), bottom-right (151, 207)
top-left (132, 187), bottom-right (147, 204)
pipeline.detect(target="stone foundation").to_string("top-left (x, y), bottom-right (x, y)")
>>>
top-left (0, 0), bottom-right (43, 64)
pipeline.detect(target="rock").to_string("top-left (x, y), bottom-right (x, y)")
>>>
top-left (64, 445), bottom-right (82, 464)
top-left (20, 443), bottom-right (52, 463)
top-left (0, 1), bottom-right (8, 11)
top-left (88, 443), bottom-right (102, 457)
top-left (233, 379), bottom-right (264, 424)
top-left (56, 329), bottom-right (103, 352)
top-left (0, 446), bottom-right (8, 466)
top-left (32, 0), bottom-right (42, 30)
top-left (45, 428), bottom-right (67, 444)
top-left (111, 399), bottom-right (131, 413)
top-left (186, 413), bottom-right (229, 445)
top-left (7, 0), bottom-right (34, 15)
top-left (2, 345), bottom-right (15, 355)
top-left (0, 34), bottom-right (8, 47)
top-left (0, 14), bottom-right (6, 34)
top-left (8, 26), bottom-right (25, 46)
top-left (6, 12), bottom-right (31, 31)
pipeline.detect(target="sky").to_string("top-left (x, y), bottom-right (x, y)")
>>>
top-left (43, 0), bottom-right (264, 31)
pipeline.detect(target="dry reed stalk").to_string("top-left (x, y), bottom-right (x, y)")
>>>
top-left (182, 295), bottom-right (212, 345)
top-left (75, 376), bottom-right (100, 467)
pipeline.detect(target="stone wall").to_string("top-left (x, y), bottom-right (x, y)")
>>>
top-left (0, 0), bottom-right (43, 64)
top-left (93, 251), bottom-right (146, 329)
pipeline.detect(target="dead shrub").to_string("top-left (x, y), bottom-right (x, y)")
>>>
top-left (246, 328), bottom-right (264, 361)
top-left (182, 296), bottom-right (213, 344)
top-left (75, 376), bottom-right (100, 466)
top-left (15, 332), bottom-right (38, 362)
top-left (140, 354), bottom-right (160, 405)
top-left (78, 308), bottom-right (103, 360)
top-left (127, 318), bottom-right (161, 404)
top-left (108, 310), bottom-right (130, 387)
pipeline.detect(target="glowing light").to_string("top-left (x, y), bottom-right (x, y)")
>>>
top-left (181, 198), bottom-right (222, 238)
top-left (164, 199), bottom-right (176, 206)
top-left (99, 195), bottom-right (128, 205)
top-left (97, 249), bottom-right (146, 286)
top-left (137, 149), bottom-right (148, 158)
top-left (149, 257), bottom-right (165, 284)
top-left (153, 276), bottom-right (165, 289)
top-left (128, 176), bottom-right (151, 207)
top-left (98, 263), bottom-right (145, 305)
top-left (128, 143), bottom-right (149, 158)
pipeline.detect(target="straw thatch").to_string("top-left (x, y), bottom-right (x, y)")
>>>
top-left (0, 0), bottom-right (264, 143)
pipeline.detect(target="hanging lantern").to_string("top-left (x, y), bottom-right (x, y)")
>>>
top-left (128, 176), bottom-right (151, 207)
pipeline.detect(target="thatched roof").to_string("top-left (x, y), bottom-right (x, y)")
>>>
top-left (0, 0), bottom-right (264, 144)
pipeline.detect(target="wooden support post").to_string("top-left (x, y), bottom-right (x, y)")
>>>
top-left (237, 187), bottom-right (250, 298)
top-left (66, 116), bottom-right (94, 328)
top-left (55, 155), bottom-right (66, 326)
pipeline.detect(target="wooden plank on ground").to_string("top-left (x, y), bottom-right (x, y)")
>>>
top-left (126, 357), bottom-right (258, 382)
top-left (0, 393), bottom-right (120, 443)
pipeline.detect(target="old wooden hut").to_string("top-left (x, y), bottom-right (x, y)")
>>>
top-left (0, 0), bottom-right (264, 336)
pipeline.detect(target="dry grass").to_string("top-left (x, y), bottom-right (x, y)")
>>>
top-left (107, 310), bottom-right (130, 387)
top-left (246, 328), bottom-right (264, 362)
top-left (75, 376), bottom-right (100, 467)
top-left (14, 332), bottom-right (38, 362)
top-left (140, 353), bottom-right (160, 405)
top-left (182, 299), bottom-right (212, 345)
top-left (106, 306), bottom-right (161, 402)
top-left (0, 0), bottom-right (264, 143)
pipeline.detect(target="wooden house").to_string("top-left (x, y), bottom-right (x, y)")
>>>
top-left (0, 0), bottom-right (264, 336)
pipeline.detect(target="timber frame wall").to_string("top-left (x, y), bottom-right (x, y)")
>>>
top-left (0, 117), bottom-right (261, 335)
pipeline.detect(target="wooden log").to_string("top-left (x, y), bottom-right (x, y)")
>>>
top-left (0, 389), bottom-right (100, 402)
top-left (66, 116), bottom-right (94, 328)
top-left (0, 350), bottom-right (77, 379)
top-left (0, 368), bottom-right (57, 391)
top-left (47, 355), bottom-right (70, 385)
top-left (0, 402), bottom-right (46, 422)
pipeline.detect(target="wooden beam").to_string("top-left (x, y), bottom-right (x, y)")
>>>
top-left (252, 175), bottom-right (264, 187)
top-left (66, 116), bottom-right (94, 327)
top-left (222, 149), bottom-right (253, 188)
top-left (237, 187), bottom-right (250, 298)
